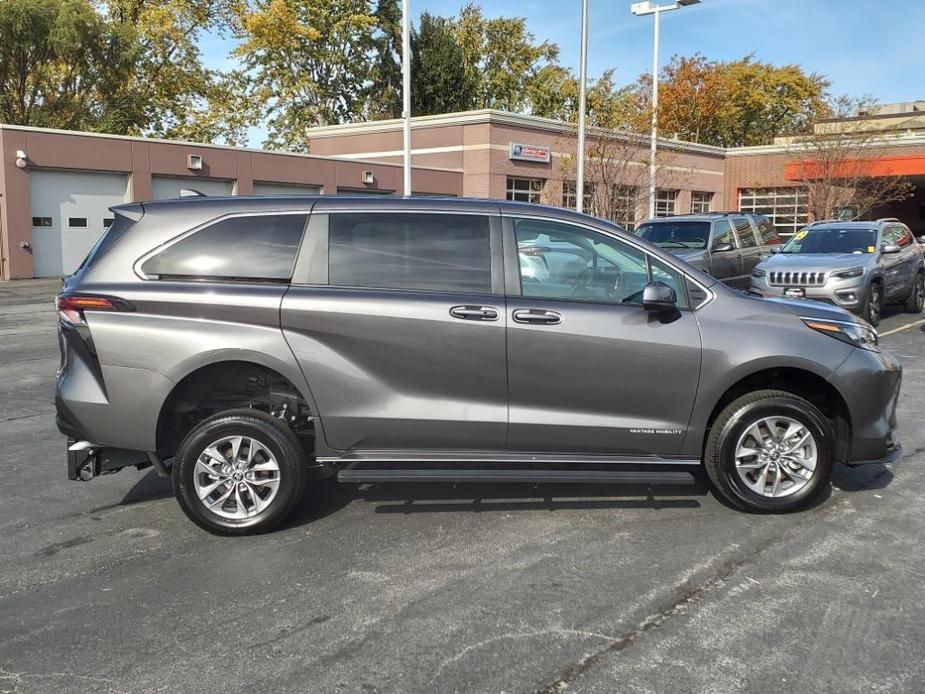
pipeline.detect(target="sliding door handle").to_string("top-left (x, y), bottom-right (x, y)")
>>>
top-left (450, 305), bottom-right (500, 321)
top-left (512, 308), bottom-right (562, 325)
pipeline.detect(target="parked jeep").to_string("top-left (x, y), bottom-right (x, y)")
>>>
top-left (57, 196), bottom-right (902, 534)
top-left (750, 219), bottom-right (925, 326)
top-left (635, 213), bottom-right (779, 287)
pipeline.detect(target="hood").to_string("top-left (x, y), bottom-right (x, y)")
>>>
top-left (666, 248), bottom-right (709, 270)
top-left (762, 296), bottom-right (863, 323)
top-left (758, 252), bottom-right (875, 272)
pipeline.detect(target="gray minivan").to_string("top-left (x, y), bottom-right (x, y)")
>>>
top-left (635, 213), bottom-right (780, 287)
top-left (57, 196), bottom-right (901, 534)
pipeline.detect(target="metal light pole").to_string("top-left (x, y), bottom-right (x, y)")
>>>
top-left (576, 0), bottom-right (589, 214)
top-left (402, 0), bottom-right (412, 196)
top-left (630, 0), bottom-right (701, 218)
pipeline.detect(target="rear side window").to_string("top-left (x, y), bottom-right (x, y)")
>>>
top-left (142, 214), bottom-right (306, 281)
top-left (711, 220), bottom-right (736, 249)
top-left (77, 214), bottom-right (138, 273)
top-left (329, 213), bottom-right (491, 294)
top-left (734, 217), bottom-right (757, 247)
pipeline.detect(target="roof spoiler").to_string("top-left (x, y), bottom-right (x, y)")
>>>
top-left (179, 188), bottom-right (207, 198)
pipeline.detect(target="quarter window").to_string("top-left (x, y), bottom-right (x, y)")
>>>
top-left (655, 189), bottom-right (678, 217)
top-left (141, 214), bottom-right (307, 281)
top-left (329, 213), bottom-right (491, 294)
top-left (506, 177), bottom-right (544, 203)
top-left (690, 191), bottom-right (713, 214)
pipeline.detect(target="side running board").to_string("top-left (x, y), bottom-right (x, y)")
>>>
top-left (337, 469), bottom-right (695, 485)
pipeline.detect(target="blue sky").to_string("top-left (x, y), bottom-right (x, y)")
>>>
top-left (202, 0), bottom-right (924, 147)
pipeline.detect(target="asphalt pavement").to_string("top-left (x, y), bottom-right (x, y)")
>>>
top-left (1, 279), bottom-right (923, 694)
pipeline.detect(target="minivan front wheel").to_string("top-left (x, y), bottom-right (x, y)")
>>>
top-left (173, 409), bottom-right (306, 535)
top-left (704, 390), bottom-right (834, 512)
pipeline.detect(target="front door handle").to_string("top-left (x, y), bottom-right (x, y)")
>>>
top-left (512, 308), bottom-right (562, 325)
top-left (450, 305), bottom-right (500, 321)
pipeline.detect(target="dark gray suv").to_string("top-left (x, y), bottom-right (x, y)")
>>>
top-left (56, 196), bottom-right (902, 534)
top-left (635, 213), bottom-right (780, 287)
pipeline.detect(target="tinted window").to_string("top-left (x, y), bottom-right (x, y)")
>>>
top-left (78, 214), bottom-right (138, 272)
top-left (711, 220), bottom-right (736, 249)
top-left (636, 221), bottom-right (710, 250)
top-left (734, 218), bottom-right (757, 247)
top-left (329, 213), bottom-right (491, 293)
top-left (755, 216), bottom-right (780, 245)
top-left (516, 219), bottom-right (649, 304)
top-left (142, 214), bottom-right (306, 281)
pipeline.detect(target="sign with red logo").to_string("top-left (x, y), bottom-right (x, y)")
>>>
top-left (509, 142), bottom-right (551, 164)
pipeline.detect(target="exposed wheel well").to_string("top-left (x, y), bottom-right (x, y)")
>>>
top-left (156, 361), bottom-right (314, 460)
top-left (704, 367), bottom-right (852, 462)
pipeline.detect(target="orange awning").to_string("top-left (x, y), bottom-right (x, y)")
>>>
top-left (785, 155), bottom-right (925, 181)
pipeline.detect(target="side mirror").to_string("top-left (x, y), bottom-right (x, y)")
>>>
top-left (642, 281), bottom-right (677, 312)
top-left (881, 243), bottom-right (901, 254)
top-left (711, 242), bottom-right (734, 253)
top-left (769, 246), bottom-right (781, 254)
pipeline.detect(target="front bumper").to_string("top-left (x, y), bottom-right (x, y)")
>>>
top-left (750, 277), bottom-right (866, 312)
top-left (830, 346), bottom-right (903, 466)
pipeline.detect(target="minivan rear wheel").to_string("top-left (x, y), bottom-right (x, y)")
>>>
top-left (173, 409), bottom-right (306, 535)
top-left (704, 390), bottom-right (834, 512)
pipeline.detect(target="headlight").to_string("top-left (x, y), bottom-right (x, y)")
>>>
top-left (803, 318), bottom-right (879, 351)
top-left (752, 268), bottom-right (766, 278)
top-left (832, 266), bottom-right (864, 279)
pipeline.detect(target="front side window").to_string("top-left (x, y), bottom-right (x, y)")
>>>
top-left (781, 227), bottom-right (878, 255)
top-left (655, 189), bottom-right (678, 217)
top-left (507, 177), bottom-right (544, 203)
top-left (141, 213), bottom-right (307, 281)
top-left (329, 213), bottom-right (491, 294)
top-left (690, 191), bottom-right (713, 214)
top-left (516, 218), bottom-right (662, 305)
top-left (636, 221), bottom-right (711, 250)
top-left (648, 256), bottom-right (688, 308)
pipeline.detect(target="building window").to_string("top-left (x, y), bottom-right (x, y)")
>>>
top-left (739, 187), bottom-right (809, 239)
top-left (561, 181), bottom-right (594, 211)
top-left (506, 177), bottom-right (544, 203)
top-left (655, 189), bottom-right (678, 217)
top-left (690, 191), bottom-right (713, 214)
top-left (103, 218), bottom-right (114, 228)
top-left (32, 217), bottom-right (53, 227)
top-left (609, 185), bottom-right (639, 230)
top-left (68, 218), bottom-right (88, 228)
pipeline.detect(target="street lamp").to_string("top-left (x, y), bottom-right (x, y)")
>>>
top-left (631, 0), bottom-right (701, 218)
top-left (402, 0), bottom-right (412, 196)
top-left (576, 0), bottom-right (589, 214)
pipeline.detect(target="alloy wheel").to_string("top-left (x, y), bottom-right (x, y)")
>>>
top-left (734, 416), bottom-right (817, 498)
top-left (868, 285), bottom-right (881, 324)
top-left (193, 435), bottom-right (281, 519)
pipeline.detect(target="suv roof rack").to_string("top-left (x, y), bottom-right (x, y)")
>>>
top-left (876, 217), bottom-right (900, 223)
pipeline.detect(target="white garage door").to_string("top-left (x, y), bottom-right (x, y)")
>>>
top-left (30, 170), bottom-right (129, 277)
top-left (252, 181), bottom-right (321, 196)
top-left (151, 176), bottom-right (233, 200)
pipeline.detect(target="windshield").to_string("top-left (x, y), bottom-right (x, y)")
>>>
top-left (781, 227), bottom-right (878, 254)
top-left (636, 222), bottom-right (710, 250)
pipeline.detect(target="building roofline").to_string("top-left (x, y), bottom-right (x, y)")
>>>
top-left (0, 123), bottom-right (458, 173)
top-left (726, 131), bottom-right (925, 157)
top-left (306, 109), bottom-right (728, 157)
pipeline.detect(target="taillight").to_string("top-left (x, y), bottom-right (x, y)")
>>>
top-left (56, 295), bottom-right (134, 326)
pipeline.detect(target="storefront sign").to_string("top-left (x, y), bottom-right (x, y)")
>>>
top-left (509, 142), bottom-right (551, 163)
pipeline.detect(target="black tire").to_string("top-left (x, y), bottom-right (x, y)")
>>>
top-left (173, 408), bottom-right (306, 535)
top-left (704, 390), bottom-right (835, 512)
top-left (904, 272), bottom-right (924, 313)
top-left (862, 281), bottom-right (882, 327)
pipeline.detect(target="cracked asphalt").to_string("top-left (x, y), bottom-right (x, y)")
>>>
top-left (1, 279), bottom-right (923, 694)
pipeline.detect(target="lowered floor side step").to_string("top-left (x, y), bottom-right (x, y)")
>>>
top-left (337, 468), bottom-right (696, 485)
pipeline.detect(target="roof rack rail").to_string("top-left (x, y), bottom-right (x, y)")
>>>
top-left (876, 217), bottom-right (900, 223)
top-left (179, 188), bottom-right (206, 198)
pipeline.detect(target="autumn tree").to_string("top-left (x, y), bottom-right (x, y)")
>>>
top-left (0, 0), bottom-right (138, 132)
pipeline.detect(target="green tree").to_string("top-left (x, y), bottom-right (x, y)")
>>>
top-left (0, 0), bottom-right (138, 131)
top-left (232, 0), bottom-right (378, 150)
top-left (411, 12), bottom-right (477, 116)
top-left (365, 0), bottom-right (402, 120)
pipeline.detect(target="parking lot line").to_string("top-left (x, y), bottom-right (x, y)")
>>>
top-left (880, 318), bottom-right (925, 337)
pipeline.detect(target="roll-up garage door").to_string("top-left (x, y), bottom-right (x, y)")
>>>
top-left (252, 181), bottom-right (321, 196)
top-left (29, 170), bottom-right (129, 277)
top-left (151, 176), bottom-right (233, 200)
